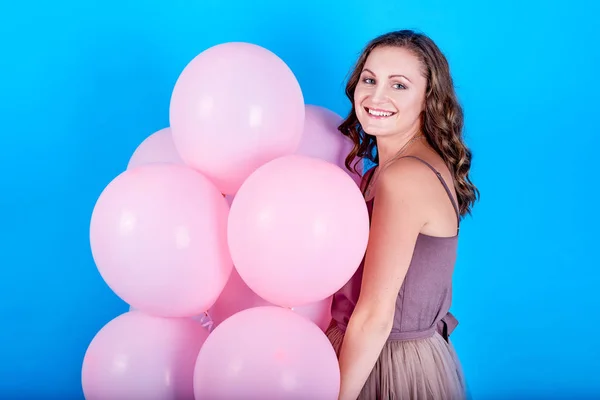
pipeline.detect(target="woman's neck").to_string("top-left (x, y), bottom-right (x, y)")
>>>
top-left (376, 129), bottom-right (423, 166)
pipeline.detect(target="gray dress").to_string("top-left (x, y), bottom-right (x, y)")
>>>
top-left (328, 156), bottom-right (467, 400)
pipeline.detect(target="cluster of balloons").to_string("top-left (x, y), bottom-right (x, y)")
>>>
top-left (82, 42), bottom-right (370, 399)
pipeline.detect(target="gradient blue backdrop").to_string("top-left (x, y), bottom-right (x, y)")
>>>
top-left (2, 1), bottom-right (598, 399)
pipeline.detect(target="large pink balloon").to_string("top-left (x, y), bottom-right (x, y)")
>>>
top-left (209, 268), bottom-right (332, 331)
top-left (90, 164), bottom-right (233, 317)
top-left (82, 311), bottom-right (208, 400)
top-left (228, 155), bottom-right (370, 307)
top-left (127, 127), bottom-right (183, 169)
top-left (291, 296), bottom-right (333, 332)
top-left (296, 104), bottom-right (362, 184)
top-left (194, 306), bottom-right (340, 400)
top-left (169, 42), bottom-right (305, 195)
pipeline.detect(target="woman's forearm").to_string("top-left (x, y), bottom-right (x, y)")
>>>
top-left (337, 314), bottom-right (392, 400)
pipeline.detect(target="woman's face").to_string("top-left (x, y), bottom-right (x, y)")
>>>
top-left (354, 46), bottom-right (427, 138)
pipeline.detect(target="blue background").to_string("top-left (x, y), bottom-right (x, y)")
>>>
top-left (2, 0), bottom-right (598, 399)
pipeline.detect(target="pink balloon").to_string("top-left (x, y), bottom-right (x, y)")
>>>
top-left (209, 268), bottom-right (332, 331)
top-left (194, 306), bottom-right (340, 400)
top-left (228, 155), bottom-right (370, 307)
top-left (82, 311), bottom-right (208, 400)
top-left (296, 105), bottom-right (362, 184)
top-left (169, 42), bottom-right (305, 195)
top-left (208, 267), bottom-right (270, 327)
top-left (127, 127), bottom-right (184, 169)
top-left (291, 296), bottom-right (333, 332)
top-left (89, 164), bottom-right (233, 317)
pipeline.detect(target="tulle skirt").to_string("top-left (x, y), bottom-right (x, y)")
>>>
top-left (326, 323), bottom-right (467, 400)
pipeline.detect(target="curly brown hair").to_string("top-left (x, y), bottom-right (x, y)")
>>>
top-left (340, 30), bottom-right (479, 217)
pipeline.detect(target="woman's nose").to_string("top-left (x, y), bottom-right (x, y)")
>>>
top-left (369, 84), bottom-right (389, 104)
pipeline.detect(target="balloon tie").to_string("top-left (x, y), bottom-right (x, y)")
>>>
top-left (198, 312), bottom-right (214, 332)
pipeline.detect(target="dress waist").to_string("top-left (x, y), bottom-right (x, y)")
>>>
top-left (336, 312), bottom-right (458, 343)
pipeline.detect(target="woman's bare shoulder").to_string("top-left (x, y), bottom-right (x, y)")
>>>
top-left (377, 154), bottom-right (458, 236)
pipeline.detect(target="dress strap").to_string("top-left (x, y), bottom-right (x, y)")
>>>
top-left (399, 156), bottom-right (461, 225)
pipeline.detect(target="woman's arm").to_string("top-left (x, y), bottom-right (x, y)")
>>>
top-left (337, 159), bottom-right (430, 400)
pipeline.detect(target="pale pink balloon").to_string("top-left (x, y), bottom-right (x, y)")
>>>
top-left (169, 42), bottom-right (305, 195)
top-left (296, 104), bottom-right (362, 184)
top-left (291, 296), bottom-right (333, 332)
top-left (208, 267), bottom-right (270, 327)
top-left (82, 311), bottom-right (209, 400)
top-left (227, 155), bottom-right (370, 307)
top-left (127, 127), bottom-right (184, 169)
top-left (194, 306), bottom-right (340, 400)
top-left (89, 164), bottom-right (233, 317)
top-left (209, 268), bottom-right (332, 331)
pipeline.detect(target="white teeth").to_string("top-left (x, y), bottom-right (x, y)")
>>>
top-left (368, 108), bottom-right (393, 117)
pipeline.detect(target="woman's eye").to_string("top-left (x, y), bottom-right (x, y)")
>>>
top-left (363, 78), bottom-right (375, 84)
top-left (393, 83), bottom-right (407, 90)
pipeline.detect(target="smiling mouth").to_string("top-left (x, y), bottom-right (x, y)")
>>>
top-left (365, 107), bottom-right (396, 118)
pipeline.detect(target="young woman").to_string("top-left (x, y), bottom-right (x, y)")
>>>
top-left (328, 30), bottom-right (479, 400)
